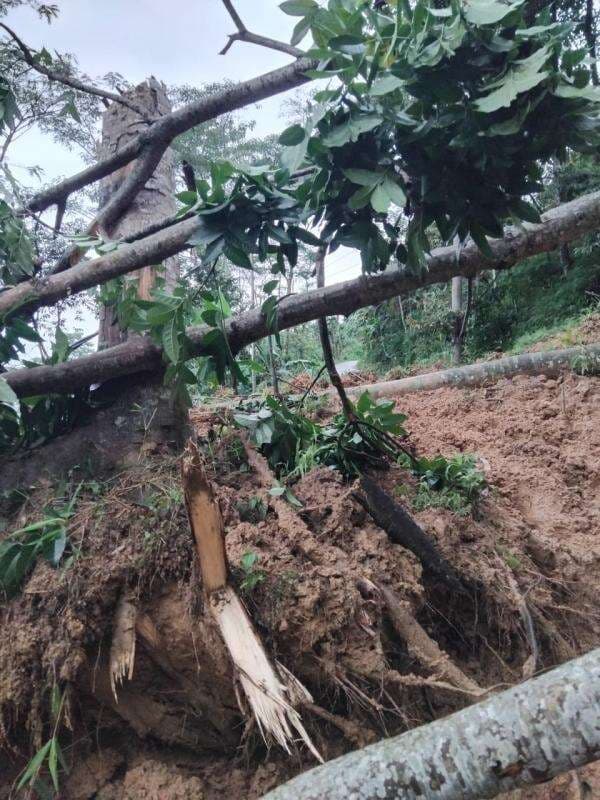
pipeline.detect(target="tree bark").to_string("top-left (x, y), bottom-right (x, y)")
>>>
top-left (338, 343), bottom-right (600, 400)
top-left (4, 191), bottom-right (600, 397)
top-left (451, 276), bottom-right (465, 365)
top-left (262, 647), bottom-right (600, 800)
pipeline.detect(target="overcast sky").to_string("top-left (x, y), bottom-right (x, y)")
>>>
top-left (4, 0), bottom-right (360, 339)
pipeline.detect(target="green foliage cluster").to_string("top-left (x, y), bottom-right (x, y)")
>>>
top-left (238, 550), bottom-right (267, 594)
top-left (16, 683), bottom-right (68, 798)
top-left (400, 452), bottom-right (487, 515)
top-left (234, 391), bottom-right (407, 478)
top-left (176, 0), bottom-right (600, 279)
top-left (0, 483), bottom-right (80, 599)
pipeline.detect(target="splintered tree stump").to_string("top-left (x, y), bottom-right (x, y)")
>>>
top-left (181, 439), bottom-right (321, 761)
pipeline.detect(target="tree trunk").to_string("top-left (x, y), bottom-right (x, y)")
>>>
top-left (584, 0), bottom-right (599, 87)
top-left (337, 343), bottom-right (600, 400)
top-left (98, 78), bottom-right (179, 349)
top-left (451, 276), bottom-right (464, 365)
top-left (262, 647), bottom-right (600, 800)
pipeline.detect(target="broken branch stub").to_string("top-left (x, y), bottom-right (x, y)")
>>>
top-left (109, 592), bottom-right (138, 702)
top-left (182, 441), bottom-right (228, 593)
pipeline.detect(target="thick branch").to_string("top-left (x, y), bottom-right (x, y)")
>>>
top-left (219, 0), bottom-right (305, 57)
top-left (20, 57), bottom-right (316, 216)
top-left (0, 23), bottom-right (151, 120)
top-left (3, 190), bottom-right (600, 396)
top-left (262, 648), bottom-right (600, 800)
top-left (50, 139), bottom-right (170, 274)
top-left (0, 216), bottom-right (200, 320)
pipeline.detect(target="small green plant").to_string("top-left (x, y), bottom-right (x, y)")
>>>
top-left (570, 351), bottom-right (600, 376)
top-left (497, 545), bottom-right (522, 572)
top-left (239, 551), bottom-right (266, 593)
top-left (236, 495), bottom-right (268, 523)
top-left (16, 685), bottom-right (68, 798)
top-left (410, 453), bottom-right (487, 500)
top-left (412, 485), bottom-right (473, 517)
top-left (402, 453), bottom-right (487, 517)
top-left (0, 484), bottom-right (81, 599)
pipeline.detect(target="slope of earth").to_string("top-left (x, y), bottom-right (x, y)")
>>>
top-left (0, 371), bottom-right (598, 800)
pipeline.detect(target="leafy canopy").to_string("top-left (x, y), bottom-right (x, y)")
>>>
top-left (176, 0), bottom-right (600, 279)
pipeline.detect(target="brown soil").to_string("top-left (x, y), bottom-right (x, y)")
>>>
top-left (1, 371), bottom-right (599, 799)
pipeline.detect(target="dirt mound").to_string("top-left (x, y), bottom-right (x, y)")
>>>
top-left (1, 371), bottom-right (599, 799)
top-left (528, 311), bottom-right (600, 352)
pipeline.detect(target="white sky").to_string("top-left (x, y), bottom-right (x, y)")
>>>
top-left (4, 0), bottom-right (361, 343)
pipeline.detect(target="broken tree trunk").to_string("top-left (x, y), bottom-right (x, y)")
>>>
top-left (98, 78), bottom-right (179, 348)
top-left (262, 647), bottom-right (600, 800)
top-left (339, 342), bottom-right (600, 400)
top-left (181, 441), bottom-right (321, 761)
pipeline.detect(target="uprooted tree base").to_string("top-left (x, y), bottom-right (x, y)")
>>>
top-left (0, 370), bottom-right (599, 800)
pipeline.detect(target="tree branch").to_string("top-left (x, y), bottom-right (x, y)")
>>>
top-left (0, 22), bottom-right (152, 121)
top-left (219, 0), bottom-right (305, 57)
top-left (18, 56), bottom-right (316, 217)
top-left (315, 246), bottom-right (355, 420)
top-left (4, 190), bottom-right (600, 397)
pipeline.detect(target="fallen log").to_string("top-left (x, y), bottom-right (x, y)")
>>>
top-left (262, 647), bottom-right (600, 800)
top-left (340, 343), bottom-right (600, 400)
top-left (5, 193), bottom-right (600, 398)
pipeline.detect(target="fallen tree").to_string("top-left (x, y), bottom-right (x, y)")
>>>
top-left (338, 343), bottom-right (600, 400)
top-left (4, 190), bottom-right (600, 398)
top-left (262, 647), bottom-right (600, 800)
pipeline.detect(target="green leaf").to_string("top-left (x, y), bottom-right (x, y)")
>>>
top-left (278, 124), bottom-right (306, 146)
top-left (509, 198), bottom-right (542, 223)
top-left (162, 317), bottom-right (181, 365)
top-left (279, 0), bottom-right (317, 15)
top-left (263, 279), bottom-right (279, 294)
top-left (370, 183), bottom-right (391, 214)
top-left (342, 168), bottom-right (383, 187)
top-left (48, 739), bottom-right (59, 792)
top-left (291, 15), bottom-right (312, 46)
top-left (53, 326), bottom-right (70, 362)
top-left (554, 83), bottom-right (600, 102)
top-left (382, 176), bottom-right (406, 207)
top-left (369, 75), bottom-right (404, 96)
top-left (476, 47), bottom-right (550, 112)
top-left (17, 741), bottom-right (52, 790)
top-left (469, 222), bottom-right (495, 258)
top-left (224, 242), bottom-right (253, 269)
top-left (462, 0), bottom-right (523, 26)
top-left (322, 114), bottom-right (383, 147)
top-left (348, 185), bottom-right (374, 210)
top-left (0, 377), bottom-right (20, 417)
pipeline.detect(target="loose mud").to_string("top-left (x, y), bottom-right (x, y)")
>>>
top-left (1, 369), bottom-right (598, 800)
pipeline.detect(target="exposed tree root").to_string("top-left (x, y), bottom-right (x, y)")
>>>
top-left (355, 475), bottom-right (466, 594)
top-left (494, 556), bottom-right (539, 678)
top-left (109, 592), bottom-right (137, 702)
top-left (375, 583), bottom-right (484, 696)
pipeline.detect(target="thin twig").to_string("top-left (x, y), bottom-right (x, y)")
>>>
top-left (0, 22), bottom-right (152, 121)
top-left (219, 0), bottom-right (305, 58)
